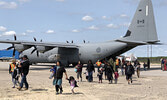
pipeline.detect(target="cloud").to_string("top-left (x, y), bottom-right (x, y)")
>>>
top-left (88, 25), bottom-right (98, 30)
top-left (3, 31), bottom-right (16, 36)
top-left (82, 15), bottom-right (94, 21)
top-left (46, 30), bottom-right (55, 34)
top-left (120, 14), bottom-right (129, 18)
top-left (102, 16), bottom-right (112, 20)
top-left (119, 22), bottom-right (131, 27)
top-left (26, 30), bottom-right (34, 33)
top-left (18, 0), bottom-right (30, 3)
top-left (0, 1), bottom-right (18, 9)
top-left (106, 24), bottom-right (118, 29)
top-left (72, 29), bottom-right (79, 33)
top-left (102, 16), bottom-right (107, 19)
top-left (0, 26), bottom-right (7, 31)
top-left (22, 33), bottom-right (27, 36)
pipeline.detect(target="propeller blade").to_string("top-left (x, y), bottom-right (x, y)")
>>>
top-left (40, 39), bottom-right (42, 42)
top-left (14, 35), bottom-right (17, 41)
top-left (37, 51), bottom-right (39, 57)
top-left (31, 48), bottom-right (37, 54)
top-left (13, 49), bottom-right (16, 57)
top-left (71, 40), bottom-right (73, 43)
top-left (6, 45), bottom-right (14, 50)
top-left (83, 40), bottom-right (85, 43)
top-left (33, 37), bottom-right (37, 42)
top-left (66, 41), bottom-right (69, 43)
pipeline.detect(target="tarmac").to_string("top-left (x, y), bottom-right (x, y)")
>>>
top-left (0, 62), bottom-right (167, 100)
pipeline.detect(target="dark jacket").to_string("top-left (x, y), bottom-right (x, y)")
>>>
top-left (125, 64), bottom-right (134, 75)
top-left (87, 63), bottom-right (95, 72)
top-left (21, 60), bottom-right (30, 75)
top-left (106, 65), bottom-right (114, 74)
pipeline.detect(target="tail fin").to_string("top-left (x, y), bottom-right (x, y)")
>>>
top-left (120, 0), bottom-right (159, 43)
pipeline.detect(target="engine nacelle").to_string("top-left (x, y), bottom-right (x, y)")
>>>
top-left (47, 54), bottom-right (60, 62)
top-left (36, 46), bottom-right (53, 53)
top-left (15, 44), bottom-right (31, 52)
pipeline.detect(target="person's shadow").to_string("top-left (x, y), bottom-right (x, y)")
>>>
top-left (62, 92), bottom-right (84, 95)
top-left (31, 89), bottom-right (48, 92)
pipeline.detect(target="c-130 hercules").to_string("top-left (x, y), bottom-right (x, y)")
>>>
top-left (0, 0), bottom-right (160, 65)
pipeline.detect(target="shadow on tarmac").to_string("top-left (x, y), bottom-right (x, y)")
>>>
top-left (62, 92), bottom-right (84, 95)
top-left (31, 89), bottom-right (48, 92)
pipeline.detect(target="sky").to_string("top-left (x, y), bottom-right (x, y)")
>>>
top-left (0, 0), bottom-right (167, 57)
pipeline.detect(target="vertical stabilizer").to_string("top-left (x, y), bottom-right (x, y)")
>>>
top-left (121, 0), bottom-right (159, 43)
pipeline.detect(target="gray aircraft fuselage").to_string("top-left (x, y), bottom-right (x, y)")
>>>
top-left (20, 41), bottom-right (129, 65)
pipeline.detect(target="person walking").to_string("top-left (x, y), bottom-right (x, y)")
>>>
top-left (9, 59), bottom-right (16, 88)
top-left (75, 61), bottom-right (83, 82)
top-left (114, 71), bottom-right (119, 84)
top-left (121, 59), bottom-right (125, 75)
top-left (96, 60), bottom-right (102, 72)
top-left (13, 61), bottom-right (22, 87)
top-left (106, 63), bottom-right (114, 84)
top-left (147, 58), bottom-right (150, 69)
top-left (17, 55), bottom-right (30, 91)
top-left (86, 60), bottom-right (95, 82)
top-left (143, 62), bottom-right (147, 71)
top-left (68, 76), bottom-right (78, 94)
top-left (54, 61), bottom-right (68, 95)
top-left (160, 58), bottom-right (165, 70)
top-left (115, 58), bottom-right (119, 72)
top-left (103, 61), bottom-right (108, 80)
top-left (125, 61), bottom-right (134, 84)
top-left (136, 61), bottom-right (141, 78)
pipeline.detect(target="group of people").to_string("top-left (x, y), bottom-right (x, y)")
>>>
top-left (9, 55), bottom-right (30, 91)
top-left (9, 56), bottom-right (141, 94)
top-left (49, 61), bottom-right (79, 95)
top-left (73, 58), bottom-right (136, 85)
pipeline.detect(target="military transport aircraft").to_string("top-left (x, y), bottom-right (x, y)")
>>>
top-left (0, 0), bottom-right (160, 65)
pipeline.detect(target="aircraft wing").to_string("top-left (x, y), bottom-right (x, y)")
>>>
top-left (0, 40), bottom-right (79, 48)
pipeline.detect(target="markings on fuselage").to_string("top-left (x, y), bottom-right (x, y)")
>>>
top-left (96, 47), bottom-right (101, 53)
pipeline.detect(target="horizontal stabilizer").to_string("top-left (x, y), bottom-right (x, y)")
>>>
top-left (116, 39), bottom-right (163, 45)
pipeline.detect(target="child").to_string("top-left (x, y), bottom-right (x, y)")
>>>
top-left (68, 76), bottom-right (78, 94)
top-left (84, 71), bottom-right (88, 81)
top-left (114, 71), bottom-right (119, 84)
top-left (97, 69), bottom-right (103, 83)
top-left (49, 65), bottom-right (56, 79)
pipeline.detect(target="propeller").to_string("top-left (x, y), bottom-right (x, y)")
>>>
top-left (6, 35), bottom-right (17, 57)
top-left (31, 37), bottom-right (40, 57)
top-left (31, 46), bottom-right (39, 57)
top-left (33, 37), bottom-right (37, 42)
top-left (83, 40), bottom-right (86, 43)
top-left (66, 41), bottom-right (69, 43)
top-left (14, 34), bottom-right (17, 41)
top-left (71, 40), bottom-right (73, 43)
